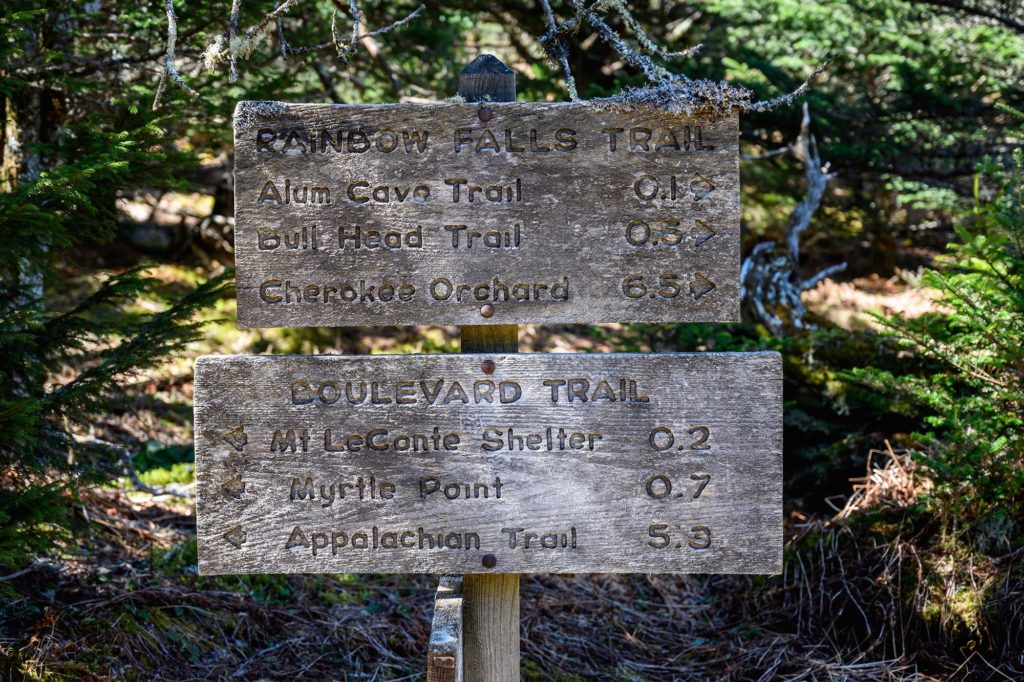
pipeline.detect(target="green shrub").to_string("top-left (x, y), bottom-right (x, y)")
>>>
top-left (849, 143), bottom-right (1024, 544)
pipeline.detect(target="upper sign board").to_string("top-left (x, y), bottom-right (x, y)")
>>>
top-left (194, 352), bottom-right (781, 575)
top-left (233, 101), bottom-right (740, 327)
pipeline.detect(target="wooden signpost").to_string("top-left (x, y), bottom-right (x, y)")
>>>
top-left (231, 90), bottom-right (740, 328)
top-left (194, 352), bottom-right (782, 574)
top-left (197, 54), bottom-right (780, 682)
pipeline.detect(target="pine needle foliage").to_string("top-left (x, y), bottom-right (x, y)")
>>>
top-left (849, 134), bottom-right (1024, 544)
top-left (0, 8), bottom-right (231, 576)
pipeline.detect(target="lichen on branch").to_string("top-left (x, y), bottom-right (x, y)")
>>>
top-left (538, 0), bottom-right (825, 114)
top-left (154, 0), bottom-right (425, 109)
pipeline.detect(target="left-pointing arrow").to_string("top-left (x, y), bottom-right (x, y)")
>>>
top-left (224, 525), bottom-right (247, 549)
top-left (221, 474), bottom-right (246, 499)
top-left (223, 424), bottom-right (247, 452)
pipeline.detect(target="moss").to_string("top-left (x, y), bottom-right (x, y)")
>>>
top-left (137, 462), bottom-right (194, 487)
top-left (151, 538), bottom-right (198, 576)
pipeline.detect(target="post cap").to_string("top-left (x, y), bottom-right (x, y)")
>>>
top-left (459, 54), bottom-right (514, 76)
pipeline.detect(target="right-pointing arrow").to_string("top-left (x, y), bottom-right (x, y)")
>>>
top-left (690, 273), bottom-right (716, 300)
top-left (691, 220), bottom-right (716, 248)
top-left (690, 173), bottom-right (716, 202)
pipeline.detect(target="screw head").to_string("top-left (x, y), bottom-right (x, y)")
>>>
top-left (480, 304), bottom-right (495, 319)
top-left (482, 554), bottom-right (497, 569)
top-left (481, 359), bottom-right (496, 375)
top-left (478, 106), bottom-right (493, 122)
top-left (432, 656), bottom-right (456, 669)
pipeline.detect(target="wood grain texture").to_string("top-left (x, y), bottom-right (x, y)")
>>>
top-left (232, 101), bottom-right (740, 328)
top-left (463, 574), bottom-right (519, 682)
top-left (456, 55), bottom-right (520, 682)
top-left (460, 325), bottom-right (518, 353)
top-left (428, 575), bottom-right (464, 682)
top-left (194, 352), bottom-right (782, 575)
top-left (457, 54), bottom-right (516, 103)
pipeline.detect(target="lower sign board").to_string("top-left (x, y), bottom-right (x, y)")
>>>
top-left (195, 352), bottom-right (781, 575)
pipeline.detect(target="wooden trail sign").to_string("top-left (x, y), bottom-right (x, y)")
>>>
top-left (194, 351), bottom-right (781, 576)
top-left (232, 100), bottom-right (740, 328)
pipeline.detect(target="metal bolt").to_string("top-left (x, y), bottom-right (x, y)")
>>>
top-left (478, 106), bottom-right (493, 122)
top-left (480, 304), bottom-right (495, 319)
top-left (482, 554), bottom-right (497, 569)
top-left (432, 656), bottom-right (456, 669)
top-left (481, 359), bottom-right (496, 375)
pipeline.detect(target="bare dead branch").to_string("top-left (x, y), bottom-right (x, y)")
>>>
top-left (747, 61), bottom-right (829, 113)
top-left (281, 2), bottom-right (423, 64)
top-left (360, 4), bottom-right (423, 40)
top-left (786, 102), bottom-right (834, 263)
top-left (152, 70), bottom-right (167, 111)
top-left (154, 0), bottom-right (199, 110)
top-left (740, 104), bottom-right (847, 336)
top-left (609, 0), bottom-right (702, 60)
top-left (166, 1), bottom-right (422, 104)
top-left (199, 0), bottom-right (300, 76)
top-left (539, 0), bottom-right (580, 100)
top-left (740, 146), bottom-right (790, 161)
top-left (276, 1), bottom-right (290, 60)
top-left (349, 0), bottom-right (361, 45)
top-left (229, 0), bottom-right (241, 82)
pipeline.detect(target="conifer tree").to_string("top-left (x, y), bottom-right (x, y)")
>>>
top-left (849, 111), bottom-right (1024, 545)
top-left (0, 4), bottom-right (231, 574)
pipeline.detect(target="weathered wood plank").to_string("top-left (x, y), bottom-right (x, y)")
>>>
top-left (232, 101), bottom-right (740, 327)
top-left (427, 575), bottom-right (464, 682)
top-left (462, 573), bottom-right (518, 682)
top-left (194, 352), bottom-right (782, 575)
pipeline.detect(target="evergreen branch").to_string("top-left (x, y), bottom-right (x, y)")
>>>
top-left (924, 268), bottom-right (1019, 361)
top-left (45, 272), bottom-right (232, 416)
top-left (885, 317), bottom-right (1009, 388)
top-left (930, 342), bottom-right (1007, 389)
top-left (46, 268), bottom-right (156, 329)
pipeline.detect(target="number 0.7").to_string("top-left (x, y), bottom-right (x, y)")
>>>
top-left (622, 274), bottom-right (681, 299)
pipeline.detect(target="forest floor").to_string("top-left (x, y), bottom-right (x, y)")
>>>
top-left (2, 257), bottom-right (1018, 679)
